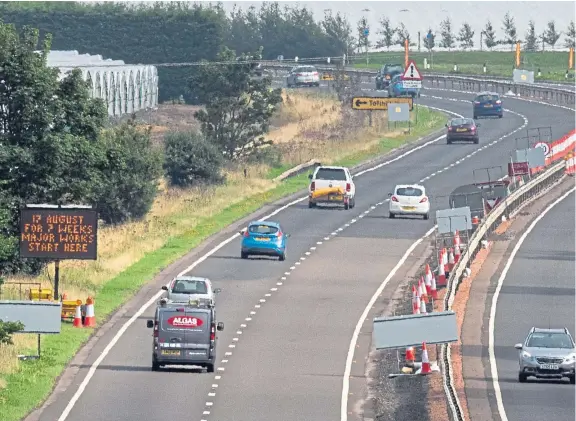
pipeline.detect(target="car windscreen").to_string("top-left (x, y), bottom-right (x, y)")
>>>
top-left (248, 224), bottom-right (279, 234)
top-left (315, 168), bottom-right (347, 181)
top-left (384, 65), bottom-right (404, 74)
top-left (171, 279), bottom-right (208, 294)
top-left (450, 118), bottom-right (472, 126)
top-left (475, 94), bottom-right (499, 102)
top-left (294, 67), bottom-right (316, 73)
top-left (527, 332), bottom-right (574, 349)
top-left (396, 187), bottom-right (423, 197)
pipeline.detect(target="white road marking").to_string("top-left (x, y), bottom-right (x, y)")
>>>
top-left (290, 266), bottom-right (296, 270)
top-left (259, 299), bottom-right (266, 303)
top-left (54, 100), bottom-right (526, 421)
top-left (270, 288), bottom-right (278, 291)
top-left (488, 187), bottom-right (575, 421)
top-left (265, 293), bottom-right (271, 297)
top-left (221, 359), bottom-right (228, 363)
top-left (245, 317), bottom-right (251, 321)
top-left (203, 411), bottom-right (210, 415)
top-left (225, 352), bottom-right (232, 356)
top-left (215, 375), bottom-right (221, 380)
top-left (228, 345), bottom-right (235, 348)
top-left (217, 367), bottom-right (225, 371)
top-left (341, 226), bottom-right (437, 421)
top-left (211, 384), bottom-right (218, 388)
top-left (208, 392), bottom-right (216, 397)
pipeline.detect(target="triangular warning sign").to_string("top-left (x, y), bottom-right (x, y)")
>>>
top-left (485, 198), bottom-right (501, 210)
top-left (402, 59), bottom-right (423, 80)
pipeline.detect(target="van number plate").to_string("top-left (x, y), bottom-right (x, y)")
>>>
top-left (161, 350), bottom-right (181, 356)
top-left (539, 363), bottom-right (559, 370)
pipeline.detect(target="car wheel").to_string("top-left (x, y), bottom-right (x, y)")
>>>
top-left (499, 114), bottom-right (503, 118)
top-left (279, 252), bottom-right (286, 261)
top-left (241, 251), bottom-right (248, 259)
top-left (423, 213), bottom-right (429, 220)
top-left (315, 83), bottom-right (320, 87)
top-left (570, 375), bottom-right (575, 384)
top-left (389, 212), bottom-right (395, 219)
top-left (351, 197), bottom-right (356, 208)
top-left (206, 364), bottom-right (215, 373)
top-left (518, 372), bottom-right (528, 383)
top-left (308, 201), bottom-right (315, 208)
top-left (152, 360), bottom-right (160, 371)
top-left (473, 138), bottom-right (479, 144)
top-left (473, 115), bottom-right (477, 119)
top-left (447, 139), bottom-right (452, 144)
top-left (344, 202), bottom-right (350, 210)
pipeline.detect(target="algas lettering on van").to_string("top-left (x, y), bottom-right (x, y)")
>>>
top-left (167, 316), bottom-right (204, 328)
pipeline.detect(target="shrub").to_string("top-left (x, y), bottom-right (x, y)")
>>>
top-left (94, 120), bottom-right (164, 224)
top-left (164, 130), bottom-right (225, 188)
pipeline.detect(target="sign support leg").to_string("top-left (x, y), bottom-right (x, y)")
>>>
top-left (54, 259), bottom-right (60, 300)
top-left (37, 334), bottom-right (41, 358)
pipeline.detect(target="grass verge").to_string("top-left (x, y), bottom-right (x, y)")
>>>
top-left (354, 50), bottom-right (575, 81)
top-left (0, 103), bottom-right (445, 421)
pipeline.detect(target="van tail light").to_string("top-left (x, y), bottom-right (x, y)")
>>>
top-left (391, 196), bottom-right (399, 202)
top-left (243, 230), bottom-right (250, 238)
top-left (471, 126), bottom-right (476, 131)
top-left (313, 72), bottom-right (318, 76)
top-left (210, 324), bottom-right (216, 341)
top-left (296, 73), bottom-right (303, 77)
top-left (310, 181), bottom-right (316, 191)
top-left (495, 100), bottom-right (502, 104)
top-left (420, 197), bottom-right (428, 203)
top-left (276, 231), bottom-right (282, 238)
top-left (474, 101), bottom-right (481, 105)
top-left (448, 126), bottom-right (452, 131)
top-left (346, 183), bottom-right (351, 192)
top-left (153, 321), bottom-right (159, 338)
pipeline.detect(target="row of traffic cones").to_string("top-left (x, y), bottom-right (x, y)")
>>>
top-left (411, 265), bottom-right (438, 315)
top-left (404, 342), bottom-right (433, 375)
top-left (72, 296), bottom-right (96, 328)
top-left (436, 230), bottom-right (465, 286)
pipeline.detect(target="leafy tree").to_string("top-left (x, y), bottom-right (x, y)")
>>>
top-left (376, 17), bottom-right (395, 51)
top-left (356, 17), bottom-right (370, 54)
top-left (164, 130), bottom-right (224, 187)
top-left (439, 17), bottom-right (455, 50)
top-left (423, 29), bottom-right (435, 51)
top-left (543, 20), bottom-right (561, 49)
top-left (188, 47), bottom-right (282, 160)
top-left (227, 5), bottom-right (261, 57)
top-left (0, 320), bottom-right (24, 345)
top-left (322, 10), bottom-right (355, 58)
top-left (483, 20), bottom-right (498, 50)
top-left (457, 23), bottom-right (474, 49)
top-left (395, 23), bottom-right (411, 47)
top-left (94, 119), bottom-right (163, 224)
top-left (501, 12), bottom-right (517, 49)
top-left (525, 20), bottom-right (538, 52)
top-left (565, 20), bottom-right (575, 48)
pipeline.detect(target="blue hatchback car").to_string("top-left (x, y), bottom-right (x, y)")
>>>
top-left (388, 74), bottom-right (421, 98)
top-left (240, 221), bottom-right (289, 261)
top-left (473, 91), bottom-right (503, 119)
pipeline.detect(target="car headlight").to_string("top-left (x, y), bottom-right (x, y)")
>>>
top-left (521, 350), bottom-right (532, 359)
top-left (564, 353), bottom-right (576, 362)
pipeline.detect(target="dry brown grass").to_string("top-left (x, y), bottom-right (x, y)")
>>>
top-left (0, 90), bottom-right (410, 378)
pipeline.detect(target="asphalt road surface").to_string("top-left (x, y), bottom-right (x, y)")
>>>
top-left (493, 190), bottom-right (575, 421)
top-left (31, 80), bottom-right (575, 421)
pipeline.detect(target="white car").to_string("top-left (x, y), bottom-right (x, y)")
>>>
top-left (161, 276), bottom-right (221, 305)
top-left (308, 165), bottom-right (356, 209)
top-left (388, 184), bottom-right (430, 220)
top-left (286, 65), bottom-right (320, 88)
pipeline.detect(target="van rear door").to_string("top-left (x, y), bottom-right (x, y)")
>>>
top-left (160, 309), bottom-right (211, 360)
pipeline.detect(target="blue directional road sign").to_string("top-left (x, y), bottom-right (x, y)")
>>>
top-left (363, 28), bottom-right (369, 36)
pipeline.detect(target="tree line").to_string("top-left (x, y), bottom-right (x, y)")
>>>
top-left (0, 21), bottom-right (281, 277)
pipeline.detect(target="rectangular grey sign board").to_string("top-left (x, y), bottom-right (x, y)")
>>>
top-left (436, 206), bottom-right (472, 234)
top-left (0, 300), bottom-right (62, 334)
top-left (388, 102), bottom-right (410, 122)
top-left (514, 147), bottom-right (545, 168)
top-left (373, 311), bottom-right (458, 350)
top-left (513, 69), bottom-right (535, 84)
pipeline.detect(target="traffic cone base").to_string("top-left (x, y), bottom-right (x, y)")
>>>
top-left (73, 304), bottom-right (83, 328)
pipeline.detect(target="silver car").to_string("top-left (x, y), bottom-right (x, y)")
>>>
top-left (161, 276), bottom-right (221, 305)
top-left (515, 327), bottom-right (576, 383)
top-left (286, 66), bottom-right (320, 88)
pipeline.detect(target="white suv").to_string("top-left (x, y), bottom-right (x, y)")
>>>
top-left (388, 184), bottom-right (430, 220)
top-left (308, 166), bottom-right (356, 210)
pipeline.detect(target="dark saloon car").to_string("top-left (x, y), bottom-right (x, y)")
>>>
top-left (375, 63), bottom-right (404, 90)
top-left (446, 118), bottom-right (480, 144)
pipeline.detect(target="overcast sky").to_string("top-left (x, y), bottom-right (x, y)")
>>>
top-left (211, 1), bottom-right (574, 48)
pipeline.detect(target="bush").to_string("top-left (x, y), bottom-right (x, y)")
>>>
top-left (94, 121), bottom-right (164, 224)
top-left (164, 131), bottom-right (225, 188)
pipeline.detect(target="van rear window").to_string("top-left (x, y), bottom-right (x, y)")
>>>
top-left (171, 279), bottom-right (208, 294)
top-left (315, 168), bottom-right (347, 181)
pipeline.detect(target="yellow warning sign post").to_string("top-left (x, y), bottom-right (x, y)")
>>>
top-left (351, 96), bottom-right (414, 111)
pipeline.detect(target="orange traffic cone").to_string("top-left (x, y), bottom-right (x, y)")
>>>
top-left (437, 250), bottom-right (447, 287)
top-left (454, 241), bottom-right (461, 264)
top-left (431, 273), bottom-right (438, 300)
top-left (420, 342), bottom-right (432, 374)
top-left (73, 300), bottom-right (83, 328)
top-left (413, 285), bottom-right (421, 314)
top-left (420, 296), bottom-right (427, 314)
top-left (84, 296), bottom-right (96, 327)
top-left (405, 347), bottom-right (416, 367)
top-left (472, 215), bottom-right (480, 225)
top-left (419, 278), bottom-right (428, 303)
top-left (453, 231), bottom-right (461, 263)
top-left (442, 248), bottom-right (449, 274)
top-left (424, 271), bottom-right (432, 297)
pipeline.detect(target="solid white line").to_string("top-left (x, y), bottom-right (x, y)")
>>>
top-left (488, 187), bottom-right (575, 421)
top-left (340, 225), bottom-right (437, 421)
top-left (54, 103), bottom-right (474, 421)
